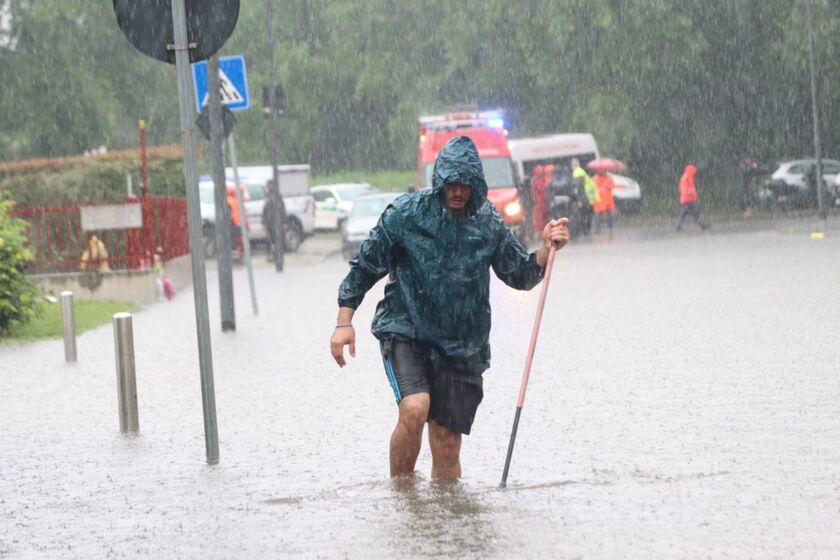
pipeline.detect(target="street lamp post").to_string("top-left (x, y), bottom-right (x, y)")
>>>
top-left (805, 0), bottom-right (826, 219)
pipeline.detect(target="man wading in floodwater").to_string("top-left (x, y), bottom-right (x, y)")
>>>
top-left (331, 136), bottom-right (569, 478)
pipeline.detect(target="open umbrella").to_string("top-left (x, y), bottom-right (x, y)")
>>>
top-left (586, 157), bottom-right (626, 173)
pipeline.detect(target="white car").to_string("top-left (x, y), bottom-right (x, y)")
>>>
top-left (770, 159), bottom-right (840, 190)
top-left (610, 174), bottom-right (642, 213)
top-left (341, 192), bottom-right (401, 260)
top-left (833, 174), bottom-right (840, 207)
top-left (311, 183), bottom-right (376, 230)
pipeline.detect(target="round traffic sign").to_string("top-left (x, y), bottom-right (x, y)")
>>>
top-left (113, 0), bottom-right (240, 64)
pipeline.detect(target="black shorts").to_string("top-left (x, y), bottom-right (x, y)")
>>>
top-left (380, 338), bottom-right (484, 435)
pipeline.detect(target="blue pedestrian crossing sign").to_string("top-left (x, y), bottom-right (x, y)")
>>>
top-left (191, 55), bottom-right (250, 112)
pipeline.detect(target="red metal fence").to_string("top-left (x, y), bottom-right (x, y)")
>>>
top-left (147, 196), bottom-right (190, 262)
top-left (10, 196), bottom-right (190, 274)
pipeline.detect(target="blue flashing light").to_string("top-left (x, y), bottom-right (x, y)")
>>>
top-left (487, 117), bottom-right (505, 129)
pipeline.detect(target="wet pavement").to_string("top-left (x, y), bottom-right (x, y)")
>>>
top-left (2, 222), bottom-right (839, 558)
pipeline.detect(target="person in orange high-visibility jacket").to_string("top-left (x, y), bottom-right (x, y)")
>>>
top-left (675, 164), bottom-right (710, 232)
top-left (592, 170), bottom-right (618, 232)
top-left (226, 185), bottom-right (245, 257)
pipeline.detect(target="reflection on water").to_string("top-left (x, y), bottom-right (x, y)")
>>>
top-left (265, 475), bottom-right (500, 558)
top-left (388, 475), bottom-right (499, 558)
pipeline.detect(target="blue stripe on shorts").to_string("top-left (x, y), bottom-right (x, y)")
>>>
top-left (382, 355), bottom-right (402, 404)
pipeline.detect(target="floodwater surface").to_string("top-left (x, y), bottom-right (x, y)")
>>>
top-left (1, 224), bottom-right (839, 558)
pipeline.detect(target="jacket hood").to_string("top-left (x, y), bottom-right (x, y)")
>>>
top-left (431, 136), bottom-right (488, 214)
top-left (684, 164), bottom-right (697, 176)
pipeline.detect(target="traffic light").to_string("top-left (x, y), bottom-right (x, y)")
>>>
top-left (262, 84), bottom-right (285, 116)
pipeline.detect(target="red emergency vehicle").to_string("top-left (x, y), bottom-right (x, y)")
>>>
top-left (417, 110), bottom-right (527, 238)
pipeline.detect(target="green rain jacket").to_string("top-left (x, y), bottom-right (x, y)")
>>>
top-left (338, 136), bottom-right (546, 374)
top-left (573, 166), bottom-right (600, 206)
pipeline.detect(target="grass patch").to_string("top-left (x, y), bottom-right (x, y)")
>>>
top-left (312, 170), bottom-right (416, 193)
top-left (1, 299), bottom-right (141, 344)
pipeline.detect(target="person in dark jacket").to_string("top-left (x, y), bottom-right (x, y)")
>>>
top-left (262, 180), bottom-right (287, 263)
top-left (331, 136), bottom-right (569, 479)
top-left (804, 162), bottom-right (820, 206)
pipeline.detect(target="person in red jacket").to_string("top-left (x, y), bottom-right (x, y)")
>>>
top-left (675, 164), bottom-right (710, 232)
top-left (530, 164), bottom-right (549, 234)
top-left (537, 164), bottom-right (554, 233)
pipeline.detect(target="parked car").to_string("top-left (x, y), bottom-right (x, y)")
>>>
top-left (311, 183), bottom-right (376, 230)
top-left (833, 174), bottom-right (840, 208)
top-left (225, 165), bottom-right (316, 252)
top-left (758, 159), bottom-right (840, 209)
top-left (610, 174), bottom-right (643, 213)
top-left (199, 179), bottom-right (264, 258)
top-left (341, 192), bottom-right (401, 260)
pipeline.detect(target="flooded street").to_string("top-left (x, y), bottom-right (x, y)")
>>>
top-left (2, 224), bottom-right (839, 558)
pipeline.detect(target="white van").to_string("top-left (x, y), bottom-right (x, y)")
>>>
top-left (508, 134), bottom-right (642, 212)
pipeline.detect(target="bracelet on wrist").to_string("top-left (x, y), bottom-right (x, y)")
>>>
top-left (335, 324), bottom-right (354, 329)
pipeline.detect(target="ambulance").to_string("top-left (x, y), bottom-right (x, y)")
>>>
top-left (417, 110), bottom-right (528, 237)
top-left (508, 134), bottom-right (642, 213)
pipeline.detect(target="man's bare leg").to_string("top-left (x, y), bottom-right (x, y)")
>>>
top-left (428, 420), bottom-right (462, 479)
top-left (390, 393), bottom-right (430, 477)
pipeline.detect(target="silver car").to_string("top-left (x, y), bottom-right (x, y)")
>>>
top-left (341, 192), bottom-right (401, 260)
top-left (758, 159), bottom-right (840, 208)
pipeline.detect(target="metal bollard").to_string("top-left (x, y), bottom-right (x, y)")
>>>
top-left (60, 291), bottom-right (77, 362)
top-left (112, 312), bottom-right (139, 433)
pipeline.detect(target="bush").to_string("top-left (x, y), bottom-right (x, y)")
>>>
top-left (0, 150), bottom-right (186, 206)
top-left (0, 200), bottom-right (42, 335)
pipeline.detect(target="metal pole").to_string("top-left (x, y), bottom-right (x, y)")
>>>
top-left (806, 0), bottom-right (826, 220)
top-left (139, 120), bottom-right (148, 198)
top-left (267, 2), bottom-right (285, 271)
top-left (208, 55), bottom-right (237, 331)
top-left (170, 0), bottom-right (220, 464)
top-left (112, 312), bottom-right (139, 433)
top-left (228, 132), bottom-right (259, 316)
top-left (60, 291), bottom-right (76, 363)
top-left (139, 120), bottom-right (155, 262)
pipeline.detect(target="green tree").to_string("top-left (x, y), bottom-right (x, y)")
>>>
top-left (1, 0), bottom-right (838, 194)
